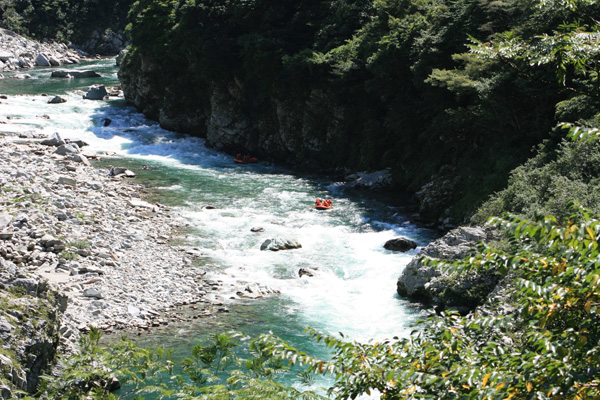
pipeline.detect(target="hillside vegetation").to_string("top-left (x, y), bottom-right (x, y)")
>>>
top-left (120, 0), bottom-right (600, 222)
top-left (0, 0), bottom-right (134, 53)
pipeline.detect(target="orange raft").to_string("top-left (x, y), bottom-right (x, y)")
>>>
top-left (314, 198), bottom-right (333, 210)
top-left (234, 154), bottom-right (258, 164)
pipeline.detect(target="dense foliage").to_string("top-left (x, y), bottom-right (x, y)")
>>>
top-left (121, 0), bottom-right (600, 221)
top-left (0, 0), bottom-right (133, 51)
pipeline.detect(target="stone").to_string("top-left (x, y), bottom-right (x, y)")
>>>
top-left (260, 237), bottom-right (302, 251)
top-left (128, 199), bottom-right (154, 209)
top-left (47, 56), bottom-right (61, 66)
top-left (384, 237), bottom-right (418, 252)
top-left (250, 227), bottom-right (265, 232)
top-left (54, 143), bottom-right (80, 155)
top-left (51, 70), bottom-right (101, 79)
top-left (110, 167), bottom-right (135, 177)
top-left (397, 226), bottom-right (500, 310)
top-left (35, 53), bottom-right (50, 66)
top-left (83, 288), bottom-right (104, 299)
top-left (47, 95), bottom-right (66, 104)
top-left (10, 73), bottom-right (31, 79)
top-left (298, 267), bottom-right (317, 278)
top-left (0, 212), bottom-right (12, 230)
top-left (71, 154), bottom-right (91, 166)
top-left (83, 84), bottom-right (108, 100)
top-left (57, 176), bottom-right (77, 187)
top-left (41, 132), bottom-right (65, 146)
top-left (0, 51), bottom-right (13, 62)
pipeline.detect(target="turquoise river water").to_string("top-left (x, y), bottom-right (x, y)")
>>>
top-left (0, 59), bottom-right (436, 397)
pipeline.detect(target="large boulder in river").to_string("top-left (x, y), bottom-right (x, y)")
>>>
top-left (47, 96), bottom-right (66, 104)
top-left (260, 237), bottom-right (302, 251)
top-left (51, 70), bottom-right (101, 79)
top-left (397, 226), bottom-right (501, 312)
top-left (384, 237), bottom-right (417, 252)
top-left (83, 84), bottom-right (108, 100)
top-left (35, 53), bottom-right (50, 66)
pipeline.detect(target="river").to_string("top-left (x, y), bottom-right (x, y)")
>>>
top-left (0, 59), bottom-right (435, 396)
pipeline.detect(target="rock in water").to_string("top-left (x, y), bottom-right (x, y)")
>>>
top-left (260, 237), bottom-right (302, 251)
top-left (396, 226), bottom-right (501, 311)
top-left (47, 96), bottom-right (66, 104)
top-left (83, 84), bottom-right (108, 100)
top-left (384, 237), bottom-right (417, 252)
top-left (51, 70), bottom-right (101, 79)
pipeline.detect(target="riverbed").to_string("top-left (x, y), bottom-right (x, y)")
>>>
top-left (0, 59), bottom-right (435, 395)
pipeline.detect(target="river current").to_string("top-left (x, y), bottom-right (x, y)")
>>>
top-left (1, 59), bottom-right (435, 396)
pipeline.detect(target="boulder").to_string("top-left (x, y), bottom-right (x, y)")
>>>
top-left (35, 53), bottom-right (50, 66)
top-left (83, 288), bottom-right (104, 299)
top-left (397, 226), bottom-right (501, 310)
top-left (10, 74), bottom-right (31, 79)
top-left (83, 84), bottom-right (108, 100)
top-left (54, 143), bottom-right (80, 155)
top-left (41, 132), bottom-right (65, 146)
top-left (71, 154), bottom-right (91, 166)
top-left (57, 176), bottom-right (77, 187)
top-left (47, 56), bottom-right (61, 66)
top-left (47, 95), bottom-right (66, 104)
top-left (345, 169), bottom-right (392, 189)
top-left (0, 51), bottom-right (13, 62)
top-left (384, 237), bottom-right (417, 252)
top-left (111, 167), bottom-right (135, 177)
top-left (0, 212), bottom-right (12, 230)
top-left (51, 70), bottom-right (100, 79)
top-left (299, 267), bottom-right (318, 278)
top-left (260, 237), bottom-right (302, 251)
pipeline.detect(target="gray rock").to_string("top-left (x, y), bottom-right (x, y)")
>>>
top-left (57, 176), bottom-right (77, 187)
top-left (35, 53), bottom-right (50, 66)
top-left (83, 288), bottom-right (104, 299)
top-left (51, 70), bottom-right (100, 79)
top-left (47, 56), bottom-right (61, 66)
top-left (83, 84), bottom-right (108, 100)
top-left (384, 237), bottom-right (417, 252)
top-left (299, 267), bottom-right (318, 278)
top-left (250, 227), bottom-right (265, 232)
top-left (0, 212), bottom-right (12, 230)
top-left (71, 154), bottom-right (91, 166)
top-left (54, 143), bottom-right (80, 155)
top-left (10, 73), bottom-right (31, 79)
top-left (397, 226), bottom-right (500, 309)
top-left (260, 237), bottom-right (302, 251)
top-left (128, 200), bottom-right (153, 209)
top-left (41, 132), bottom-right (65, 146)
top-left (111, 167), bottom-right (135, 177)
top-left (0, 51), bottom-right (13, 62)
top-left (47, 95), bottom-right (66, 104)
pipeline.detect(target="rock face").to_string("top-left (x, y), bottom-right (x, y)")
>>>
top-left (384, 237), bottom-right (417, 252)
top-left (397, 226), bottom-right (501, 313)
top-left (119, 56), bottom-right (346, 166)
top-left (260, 238), bottom-right (302, 251)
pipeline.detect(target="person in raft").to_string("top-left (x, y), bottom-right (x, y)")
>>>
top-left (316, 198), bottom-right (322, 206)
top-left (236, 153), bottom-right (242, 160)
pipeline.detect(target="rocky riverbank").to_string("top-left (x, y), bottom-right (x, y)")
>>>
top-left (0, 28), bottom-right (87, 74)
top-left (0, 130), bottom-right (278, 396)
